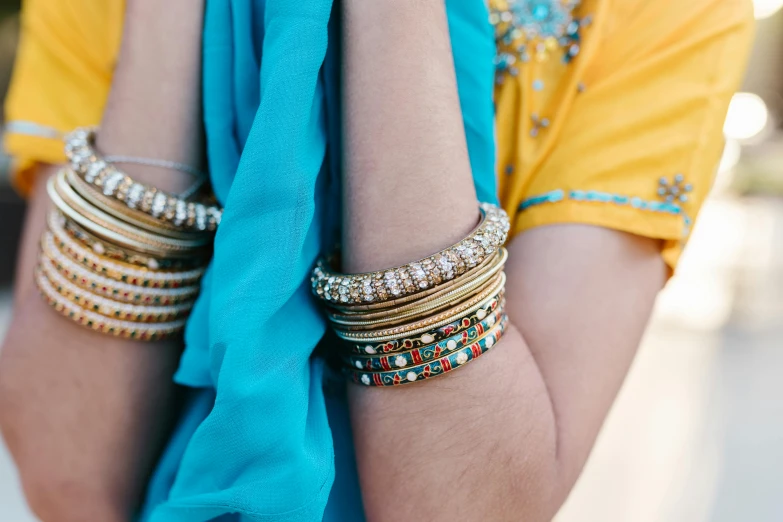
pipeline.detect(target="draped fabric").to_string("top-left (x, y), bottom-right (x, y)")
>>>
top-left (140, 1), bottom-right (497, 520)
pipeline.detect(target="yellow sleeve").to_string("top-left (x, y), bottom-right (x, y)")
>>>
top-left (499, 0), bottom-right (754, 271)
top-left (3, 0), bottom-right (124, 196)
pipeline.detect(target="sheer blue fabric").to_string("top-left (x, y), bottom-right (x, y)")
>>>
top-left (139, 1), bottom-right (496, 520)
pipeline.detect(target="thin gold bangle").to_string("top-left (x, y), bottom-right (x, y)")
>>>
top-left (65, 168), bottom-right (201, 239)
top-left (49, 171), bottom-right (209, 257)
top-left (329, 265), bottom-right (504, 331)
top-left (328, 248), bottom-right (507, 327)
top-left (334, 273), bottom-right (505, 342)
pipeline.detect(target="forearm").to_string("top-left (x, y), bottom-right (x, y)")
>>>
top-left (342, 0), bottom-right (477, 271)
top-left (0, 1), bottom-right (204, 519)
top-left (342, 2), bottom-right (551, 520)
top-left (97, 0), bottom-right (205, 194)
top-left (342, 2), bottom-right (666, 521)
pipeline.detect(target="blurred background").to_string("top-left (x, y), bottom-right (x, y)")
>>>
top-left (0, 1), bottom-right (782, 521)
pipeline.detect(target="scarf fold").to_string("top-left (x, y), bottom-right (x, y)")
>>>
top-left (141, 1), bottom-right (496, 520)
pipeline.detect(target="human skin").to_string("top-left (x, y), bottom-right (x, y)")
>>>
top-left (0, 1), bottom-right (667, 521)
top-left (342, 1), bottom-right (666, 521)
top-left (0, 1), bottom-right (205, 520)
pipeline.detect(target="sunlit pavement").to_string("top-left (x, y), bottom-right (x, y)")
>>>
top-left (0, 198), bottom-right (781, 522)
top-left (557, 196), bottom-right (783, 522)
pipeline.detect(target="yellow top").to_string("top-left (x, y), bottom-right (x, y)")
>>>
top-left (492, 0), bottom-right (754, 269)
top-left (4, 0), bottom-right (754, 271)
top-left (3, 0), bottom-right (124, 195)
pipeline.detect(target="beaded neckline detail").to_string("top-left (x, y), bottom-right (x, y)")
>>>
top-left (491, 0), bottom-right (592, 82)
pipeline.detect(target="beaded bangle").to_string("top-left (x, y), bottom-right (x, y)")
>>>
top-left (47, 223), bottom-right (204, 288)
top-left (334, 273), bottom-right (505, 342)
top-left (38, 263), bottom-right (191, 323)
top-left (344, 307), bottom-right (503, 371)
top-left (329, 249), bottom-right (506, 330)
top-left (348, 315), bottom-right (508, 386)
top-left (56, 211), bottom-right (206, 270)
top-left (345, 295), bottom-right (504, 355)
top-left (65, 168), bottom-right (203, 238)
top-left (41, 236), bottom-right (199, 306)
top-left (64, 128), bottom-right (221, 232)
top-left (35, 268), bottom-right (187, 340)
top-left (50, 172), bottom-right (210, 257)
top-left (312, 203), bottom-right (510, 306)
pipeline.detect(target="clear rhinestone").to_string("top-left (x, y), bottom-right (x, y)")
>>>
top-left (85, 161), bottom-right (106, 183)
top-left (151, 193), bottom-right (167, 217)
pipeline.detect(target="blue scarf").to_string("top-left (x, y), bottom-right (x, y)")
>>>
top-left (140, 1), bottom-right (496, 520)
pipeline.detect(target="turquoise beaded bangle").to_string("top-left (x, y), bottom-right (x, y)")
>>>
top-left (348, 314), bottom-right (508, 387)
top-left (345, 294), bottom-right (503, 355)
top-left (344, 307), bottom-right (503, 372)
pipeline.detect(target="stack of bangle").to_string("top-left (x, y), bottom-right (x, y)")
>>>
top-left (35, 128), bottom-right (221, 341)
top-left (312, 203), bottom-right (511, 386)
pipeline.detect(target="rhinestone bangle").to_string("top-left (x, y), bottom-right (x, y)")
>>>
top-left (65, 168), bottom-right (203, 239)
top-left (36, 268), bottom-right (187, 341)
top-left (38, 263), bottom-right (192, 323)
top-left (311, 203), bottom-right (510, 306)
top-left (64, 127), bottom-right (221, 233)
top-left (347, 315), bottom-right (508, 387)
top-left (328, 248), bottom-right (506, 329)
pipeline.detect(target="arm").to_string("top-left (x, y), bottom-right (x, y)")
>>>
top-left (342, 2), bottom-right (666, 521)
top-left (0, 1), bottom-right (204, 520)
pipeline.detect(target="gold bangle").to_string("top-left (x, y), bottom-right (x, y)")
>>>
top-left (328, 248), bottom-right (507, 328)
top-left (65, 168), bottom-right (203, 239)
top-left (64, 127), bottom-right (221, 233)
top-left (334, 273), bottom-right (506, 342)
top-left (56, 211), bottom-right (207, 270)
top-left (40, 235), bottom-right (199, 306)
top-left (38, 263), bottom-right (192, 323)
top-left (312, 203), bottom-right (510, 307)
top-left (35, 268), bottom-right (187, 340)
top-left (49, 171), bottom-right (210, 257)
top-left (48, 217), bottom-right (205, 288)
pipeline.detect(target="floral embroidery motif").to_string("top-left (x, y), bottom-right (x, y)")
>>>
top-left (517, 175), bottom-right (696, 238)
top-left (490, 0), bottom-right (592, 81)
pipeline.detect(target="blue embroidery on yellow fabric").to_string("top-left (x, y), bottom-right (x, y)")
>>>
top-left (490, 0), bottom-right (592, 80)
top-left (517, 175), bottom-right (695, 237)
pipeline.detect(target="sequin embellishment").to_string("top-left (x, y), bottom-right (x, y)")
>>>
top-left (517, 174), bottom-right (696, 238)
top-left (491, 0), bottom-right (591, 80)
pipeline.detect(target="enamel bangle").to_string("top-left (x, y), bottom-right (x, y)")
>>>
top-left (344, 307), bottom-right (503, 371)
top-left (35, 268), bottom-right (187, 340)
top-left (348, 315), bottom-right (508, 386)
top-left (41, 235), bottom-right (199, 305)
top-left (345, 295), bottom-right (504, 355)
top-left (48, 218), bottom-right (204, 288)
top-left (312, 203), bottom-right (510, 306)
top-left (38, 263), bottom-right (192, 323)
top-left (55, 211), bottom-right (206, 270)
